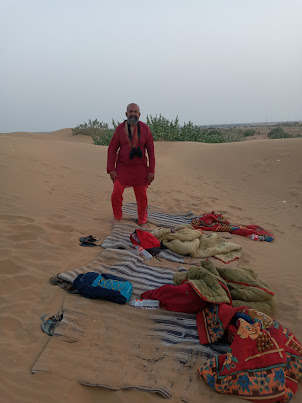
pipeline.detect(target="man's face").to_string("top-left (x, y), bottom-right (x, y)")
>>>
top-left (126, 104), bottom-right (141, 125)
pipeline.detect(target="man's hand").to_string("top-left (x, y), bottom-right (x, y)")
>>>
top-left (109, 170), bottom-right (117, 183)
top-left (147, 173), bottom-right (155, 184)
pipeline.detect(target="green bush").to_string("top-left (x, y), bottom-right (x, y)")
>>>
top-left (92, 128), bottom-right (114, 145)
top-left (146, 114), bottom-right (181, 141)
top-left (243, 128), bottom-right (256, 137)
top-left (72, 119), bottom-right (109, 137)
top-left (224, 130), bottom-right (245, 143)
top-left (198, 129), bottom-right (244, 143)
top-left (199, 129), bottom-right (225, 143)
top-left (267, 127), bottom-right (289, 139)
top-left (145, 115), bottom-right (243, 143)
top-left (112, 119), bottom-right (121, 130)
top-left (181, 121), bottom-right (202, 141)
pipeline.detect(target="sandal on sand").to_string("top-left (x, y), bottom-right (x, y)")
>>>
top-left (50, 275), bottom-right (78, 293)
top-left (79, 235), bottom-right (101, 247)
top-left (40, 312), bottom-right (63, 336)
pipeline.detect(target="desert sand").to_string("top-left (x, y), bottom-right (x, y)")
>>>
top-left (0, 128), bottom-right (302, 402)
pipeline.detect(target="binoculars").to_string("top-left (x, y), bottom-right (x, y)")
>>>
top-left (129, 147), bottom-right (143, 159)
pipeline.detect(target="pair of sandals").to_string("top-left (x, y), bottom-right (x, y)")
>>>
top-left (79, 235), bottom-right (101, 247)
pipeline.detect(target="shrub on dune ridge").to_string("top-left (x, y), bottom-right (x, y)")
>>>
top-left (145, 116), bottom-right (244, 143)
top-left (72, 119), bottom-right (109, 135)
top-left (146, 115), bottom-right (243, 143)
top-left (72, 119), bottom-right (115, 145)
top-left (71, 116), bottom-right (248, 145)
top-left (243, 128), bottom-right (256, 137)
top-left (91, 128), bottom-right (115, 145)
top-left (146, 114), bottom-right (182, 141)
top-left (73, 116), bottom-right (300, 145)
top-left (199, 129), bottom-right (244, 143)
top-left (267, 126), bottom-right (289, 139)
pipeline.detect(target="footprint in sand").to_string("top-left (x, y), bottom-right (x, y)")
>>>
top-left (253, 160), bottom-right (265, 168)
top-left (48, 185), bottom-right (56, 194)
top-left (0, 214), bottom-right (35, 223)
top-left (46, 214), bottom-right (66, 220)
top-left (289, 188), bottom-right (302, 203)
top-left (191, 202), bottom-right (204, 210)
top-left (0, 259), bottom-right (24, 275)
top-left (44, 223), bottom-right (76, 232)
top-left (290, 224), bottom-right (302, 231)
top-left (245, 217), bottom-right (255, 222)
top-left (264, 222), bottom-right (277, 230)
top-left (209, 197), bottom-right (218, 202)
top-left (172, 198), bottom-right (186, 210)
top-left (296, 175), bottom-right (302, 186)
top-left (252, 160), bottom-right (269, 174)
top-left (228, 205), bottom-right (243, 211)
top-left (6, 223), bottom-right (45, 242)
top-left (239, 255), bottom-right (251, 265)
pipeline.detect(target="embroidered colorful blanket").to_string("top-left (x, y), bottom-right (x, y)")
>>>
top-left (152, 224), bottom-right (242, 264)
top-left (191, 212), bottom-right (274, 242)
top-left (173, 260), bottom-right (277, 316)
top-left (196, 304), bottom-right (302, 402)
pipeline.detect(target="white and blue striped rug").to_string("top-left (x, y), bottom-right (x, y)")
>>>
top-left (39, 211), bottom-right (230, 399)
top-left (101, 221), bottom-right (188, 263)
top-left (56, 248), bottom-right (228, 357)
top-left (122, 202), bottom-right (196, 227)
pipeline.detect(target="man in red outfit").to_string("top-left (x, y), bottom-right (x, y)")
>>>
top-left (107, 103), bottom-right (155, 225)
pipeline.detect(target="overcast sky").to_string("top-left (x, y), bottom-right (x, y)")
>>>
top-left (1, 0), bottom-right (302, 132)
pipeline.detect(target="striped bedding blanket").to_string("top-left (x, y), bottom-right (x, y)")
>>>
top-left (101, 221), bottom-right (192, 263)
top-left (51, 248), bottom-right (227, 353)
top-left (104, 204), bottom-right (241, 264)
top-left (32, 205), bottom-right (237, 399)
top-left (33, 246), bottom-right (229, 400)
top-left (122, 202), bottom-right (196, 227)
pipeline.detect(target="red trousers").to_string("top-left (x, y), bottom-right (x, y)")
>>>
top-left (111, 179), bottom-right (148, 224)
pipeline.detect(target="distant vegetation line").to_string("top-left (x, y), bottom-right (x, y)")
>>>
top-left (72, 115), bottom-right (302, 145)
top-left (198, 120), bottom-right (302, 128)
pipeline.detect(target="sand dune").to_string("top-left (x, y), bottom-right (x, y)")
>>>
top-left (0, 129), bottom-right (302, 402)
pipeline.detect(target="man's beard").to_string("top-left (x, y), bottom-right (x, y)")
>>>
top-left (127, 115), bottom-right (139, 125)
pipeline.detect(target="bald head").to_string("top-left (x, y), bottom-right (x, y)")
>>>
top-left (126, 103), bottom-right (140, 113)
top-left (126, 103), bottom-right (141, 125)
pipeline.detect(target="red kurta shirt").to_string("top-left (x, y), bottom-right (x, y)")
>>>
top-left (107, 120), bottom-right (155, 187)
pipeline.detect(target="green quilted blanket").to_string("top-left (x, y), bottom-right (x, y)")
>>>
top-left (173, 260), bottom-right (277, 316)
top-left (152, 225), bottom-right (242, 263)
